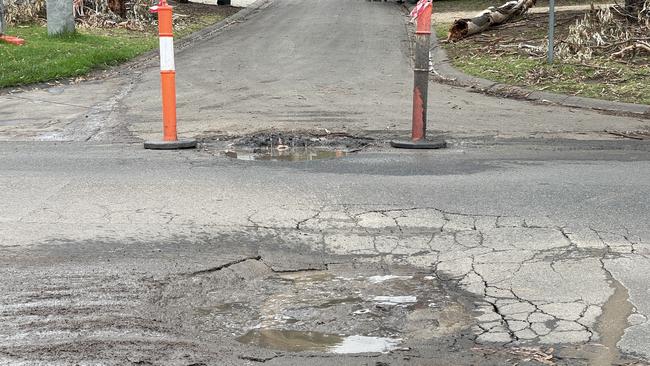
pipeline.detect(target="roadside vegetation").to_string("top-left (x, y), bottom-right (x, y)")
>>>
top-left (0, 1), bottom-right (237, 88)
top-left (436, 0), bottom-right (650, 105)
top-left (433, 0), bottom-right (610, 12)
top-left (0, 26), bottom-right (155, 87)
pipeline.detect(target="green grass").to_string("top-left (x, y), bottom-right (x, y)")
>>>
top-left (435, 23), bottom-right (449, 39)
top-left (0, 25), bottom-right (157, 87)
top-left (455, 57), bottom-right (650, 105)
top-left (0, 13), bottom-right (226, 88)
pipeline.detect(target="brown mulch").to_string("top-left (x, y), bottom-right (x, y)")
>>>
top-left (170, 1), bottom-right (241, 19)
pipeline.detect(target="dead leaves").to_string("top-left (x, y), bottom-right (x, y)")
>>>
top-left (558, 2), bottom-right (650, 63)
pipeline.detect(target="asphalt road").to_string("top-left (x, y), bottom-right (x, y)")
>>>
top-left (0, 0), bottom-right (648, 141)
top-left (124, 0), bottom-right (649, 141)
top-left (1, 140), bottom-right (650, 365)
top-left (1, 0), bottom-right (650, 365)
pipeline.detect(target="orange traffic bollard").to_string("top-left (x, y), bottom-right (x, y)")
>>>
top-left (391, 0), bottom-right (446, 149)
top-left (0, 35), bottom-right (25, 45)
top-left (144, 0), bottom-right (196, 150)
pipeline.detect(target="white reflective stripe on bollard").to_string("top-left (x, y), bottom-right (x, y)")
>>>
top-left (159, 36), bottom-right (175, 71)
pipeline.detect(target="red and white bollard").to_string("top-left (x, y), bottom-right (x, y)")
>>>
top-left (144, 0), bottom-right (196, 150)
top-left (391, 0), bottom-right (446, 149)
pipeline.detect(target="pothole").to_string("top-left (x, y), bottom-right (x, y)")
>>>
top-left (151, 259), bottom-right (475, 354)
top-left (224, 147), bottom-right (348, 161)
top-left (237, 330), bottom-right (401, 354)
top-left (199, 131), bottom-right (374, 162)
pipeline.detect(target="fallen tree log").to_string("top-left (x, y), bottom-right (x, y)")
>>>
top-left (610, 41), bottom-right (650, 58)
top-left (447, 0), bottom-right (537, 42)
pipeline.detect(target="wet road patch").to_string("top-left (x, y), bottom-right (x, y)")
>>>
top-left (224, 147), bottom-right (348, 161)
top-left (199, 131), bottom-right (374, 162)
top-left (237, 330), bottom-right (401, 354)
top-left (152, 260), bottom-right (475, 355)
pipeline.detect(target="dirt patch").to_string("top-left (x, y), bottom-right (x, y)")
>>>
top-left (171, 1), bottom-right (240, 27)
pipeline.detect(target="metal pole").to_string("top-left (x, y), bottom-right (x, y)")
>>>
top-left (0, 0), bottom-right (5, 35)
top-left (391, 0), bottom-right (446, 149)
top-left (547, 0), bottom-right (555, 64)
top-left (412, 2), bottom-right (431, 142)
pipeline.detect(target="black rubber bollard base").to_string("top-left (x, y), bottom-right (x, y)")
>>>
top-left (144, 139), bottom-right (197, 150)
top-left (390, 138), bottom-right (447, 149)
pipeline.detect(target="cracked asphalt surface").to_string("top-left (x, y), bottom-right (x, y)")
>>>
top-left (1, 0), bottom-right (650, 365)
top-left (1, 141), bottom-right (649, 365)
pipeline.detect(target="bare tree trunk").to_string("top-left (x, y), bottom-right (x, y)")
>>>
top-left (447, 0), bottom-right (537, 41)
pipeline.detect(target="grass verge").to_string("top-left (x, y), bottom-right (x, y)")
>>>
top-left (432, 0), bottom-right (611, 13)
top-left (0, 6), bottom-right (232, 88)
top-left (0, 26), bottom-right (157, 88)
top-left (436, 13), bottom-right (650, 105)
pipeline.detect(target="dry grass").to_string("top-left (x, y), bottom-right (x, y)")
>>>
top-left (438, 7), bottom-right (650, 105)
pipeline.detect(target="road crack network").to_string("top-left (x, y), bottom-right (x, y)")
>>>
top-left (267, 204), bottom-right (649, 347)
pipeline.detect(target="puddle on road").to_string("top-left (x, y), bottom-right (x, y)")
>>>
top-left (589, 279), bottom-right (634, 366)
top-left (564, 278), bottom-right (636, 365)
top-left (237, 329), bottom-right (401, 354)
top-left (157, 263), bottom-right (472, 356)
top-left (202, 131), bottom-right (372, 161)
top-left (224, 147), bottom-right (348, 161)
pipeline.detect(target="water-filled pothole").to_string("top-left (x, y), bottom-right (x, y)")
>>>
top-left (224, 147), bottom-right (348, 161)
top-left (237, 329), bottom-right (401, 353)
top-left (153, 260), bottom-right (474, 355)
top-left (200, 131), bottom-right (373, 161)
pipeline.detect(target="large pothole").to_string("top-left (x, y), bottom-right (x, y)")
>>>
top-left (199, 131), bottom-right (374, 161)
top-left (150, 259), bottom-right (475, 354)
